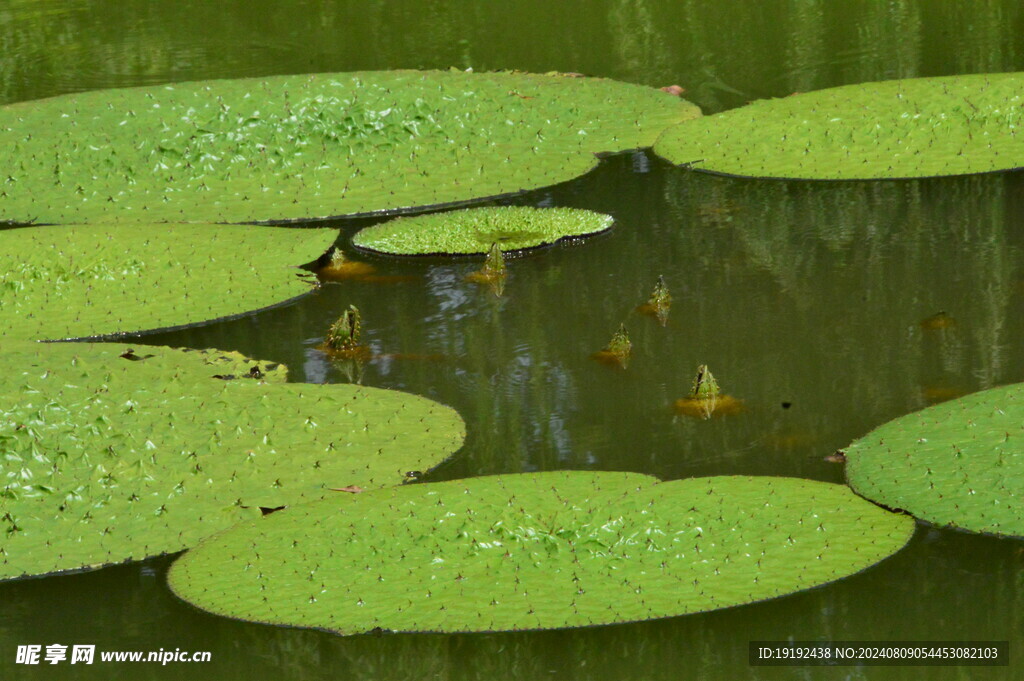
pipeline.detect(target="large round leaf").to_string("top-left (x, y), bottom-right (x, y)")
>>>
top-left (352, 206), bottom-right (613, 256)
top-left (0, 342), bottom-right (465, 581)
top-left (0, 71), bottom-right (698, 224)
top-left (654, 72), bottom-right (1024, 179)
top-left (169, 472), bottom-right (913, 634)
top-left (846, 383), bottom-right (1024, 538)
top-left (0, 223), bottom-right (333, 342)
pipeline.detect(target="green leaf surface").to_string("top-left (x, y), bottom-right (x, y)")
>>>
top-left (0, 342), bottom-right (466, 581)
top-left (653, 72), bottom-right (1024, 179)
top-left (0, 222), bottom-right (334, 341)
top-left (846, 383), bottom-right (1024, 537)
top-left (169, 472), bottom-right (913, 634)
top-left (351, 206), bottom-right (613, 256)
top-left (0, 70), bottom-right (698, 224)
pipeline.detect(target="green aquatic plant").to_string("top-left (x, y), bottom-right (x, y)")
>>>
top-left (168, 471), bottom-right (913, 634)
top-left (316, 248), bottom-right (384, 285)
top-left (691, 364), bottom-right (720, 399)
top-left (845, 382), bottom-right (1024, 538)
top-left (654, 72), bottom-right (1024, 180)
top-left (674, 365), bottom-right (741, 419)
top-left (607, 324), bottom-right (632, 357)
top-left (636, 275), bottom-right (671, 325)
top-left (0, 223), bottom-right (335, 342)
top-left (465, 242), bottom-right (508, 297)
top-left (0, 342), bottom-right (465, 581)
top-left (352, 206), bottom-right (614, 256)
top-left (592, 324), bottom-right (632, 368)
top-left (329, 249), bottom-right (347, 268)
top-left (481, 242), bottom-right (506, 279)
top-left (323, 305), bottom-right (365, 356)
top-left (0, 71), bottom-right (698, 224)
top-left (319, 248), bottom-right (376, 279)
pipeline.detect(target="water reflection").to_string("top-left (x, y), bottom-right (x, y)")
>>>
top-left (4, 1), bottom-right (1024, 110)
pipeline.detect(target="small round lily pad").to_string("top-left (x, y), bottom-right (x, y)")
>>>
top-left (0, 70), bottom-right (698, 224)
top-left (0, 222), bottom-right (335, 342)
top-left (0, 342), bottom-right (465, 581)
top-left (351, 207), bottom-right (613, 256)
top-left (169, 472), bottom-right (913, 634)
top-left (846, 383), bottom-right (1024, 538)
top-left (654, 72), bottom-right (1024, 180)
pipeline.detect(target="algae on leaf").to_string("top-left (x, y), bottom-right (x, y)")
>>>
top-left (0, 223), bottom-right (335, 342)
top-left (654, 72), bottom-right (1024, 180)
top-left (169, 471), bottom-right (913, 634)
top-left (352, 206), bottom-right (613, 256)
top-left (0, 342), bottom-right (465, 581)
top-left (0, 71), bottom-right (698, 224)
top-left (846, 383), bottom-right (1024, 538)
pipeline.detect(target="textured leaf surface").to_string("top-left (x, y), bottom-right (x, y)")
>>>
top-left (0, 223), bottom-right (334, 341)
top-left (0, 70), bottom-right (698, 224)
top-left (0, 342), bottom-right (466, 581)
top-left (352, 206), bottom-right (613, 256)
top-left (169, 472), bottom-right (913, 634)
top-left (846, 383), bottom-right (1024, 537)
top-left (653, 72), bottom-right (1024, 179)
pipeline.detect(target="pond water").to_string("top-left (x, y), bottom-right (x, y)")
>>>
top-left (3, 1), bottom-right (1024, 679)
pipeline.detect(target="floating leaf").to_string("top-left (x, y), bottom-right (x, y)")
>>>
top-left (0, 223), bottom-right (335, 342)
top-left (0, 71), bottom-right (698, 224)
top-left (352, 206), bottom-right (613, 256)
top-left (654, 72), bottom-right (1024, 179)
top-left (169, 472), bottom-right (913, 634)
top-left (0, 342), bottom-right (465, 581)
top-left (846, 383), bottom-right (1024, 538)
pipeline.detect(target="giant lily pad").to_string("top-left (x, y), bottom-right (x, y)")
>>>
top-left (168, 472), bottom-right (912, 634)
top-left (846, 383), bottom-right (1024, 537)
top-left (0, 222), bottom-right (334, 342)
top-left (0, 71), bottom-right (698, 225)
top-left (351, 206), bottom-right (613, 256)
top-left (654, 72), bottom-right (1024, 179)
top-left (0, 342), bottom-right (465, 581)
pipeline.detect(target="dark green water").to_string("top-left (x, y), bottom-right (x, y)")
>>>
top-left (3, 1), bottom-right (1024, 679)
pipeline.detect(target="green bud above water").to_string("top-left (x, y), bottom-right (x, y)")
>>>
top-left (675, 365), bottom-right (741, 419)
top-left (691, 364), bottom-right (721, 399)
top-left (482, 242), bottom-right (506, 279)
top-left (606, 324), bottom-right (632, 358)
top-left (637, 275), bottom-right (671, 325)
top-left (649, 275), bottom-right (671, 310)
top-left (329, 248), bottom-right (348, 268)
top-left (466, 242), bottom-right (508, 296)
top-left (325, 305), bottom-right (363, 352)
